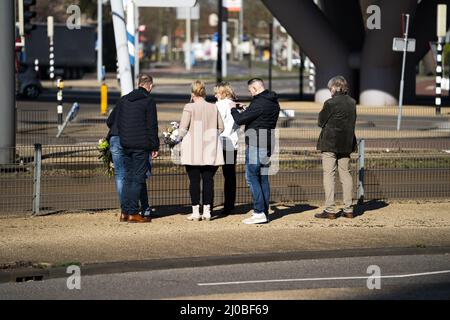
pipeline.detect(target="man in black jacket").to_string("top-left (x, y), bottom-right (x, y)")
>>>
top-left (315, 76), bottom-right (357, 220)
top-left (231, 78), bottom-right (280, 225)
top-left (107, 94), bottom-right (152, 222)
top-left (118, 74), bottom-right (159, 223)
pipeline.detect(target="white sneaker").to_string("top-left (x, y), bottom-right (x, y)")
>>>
top-left (243, 213), bottom-right (268, 225)
top-left (187, 205), bottom-right (201, 221)
top-left (202, 205), bottom-right (211, 221)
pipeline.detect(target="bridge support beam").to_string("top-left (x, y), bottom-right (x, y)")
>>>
top-left (359, 0), bottom-right (418, 106)
top-left (262, 0), bottom-right (354, 103)
top-left (263, 0), bottom-right (444, 106)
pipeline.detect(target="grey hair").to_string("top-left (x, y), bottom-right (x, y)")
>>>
top-left (327, 76), bottom-right (349, 95)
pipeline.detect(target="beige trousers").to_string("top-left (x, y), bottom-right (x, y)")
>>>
top-left (321, 152), bottom-right (353, 213)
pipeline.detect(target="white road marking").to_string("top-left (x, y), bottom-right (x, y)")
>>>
top-left (198, 270), bottom-right (450, 287)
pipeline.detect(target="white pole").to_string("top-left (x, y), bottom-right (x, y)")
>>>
top-left (239, 3), bottom-right (244, 61)
top-left (287, 35), bottom-right (293, 72)
top-left (47, 16), bottom-right (55, 81)
top-left (126, 0), bottom-right (135, 71)
top-left (185, 7), bottom-right (192, 71)
top-left (97, 0), bottom-right (103, 82)
top-left (397, 14), bottom-right (409, 132)
top-left (222, 19), bottom-right (227, 78)
top-left (134, 4), bottom-right (140, 85)
top-left (111, 0), bottom-right (134, 95)
top-left (436, 4), bottom-right (447, 115)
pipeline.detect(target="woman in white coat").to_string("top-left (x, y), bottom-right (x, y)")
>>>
top-left (214, 82), bottom-right (241, 215)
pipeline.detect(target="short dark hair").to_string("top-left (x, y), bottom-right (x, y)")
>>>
top-left (138, 74), bottom-right (153, 87)
top-left (247, 78), bottom-right (264, 86)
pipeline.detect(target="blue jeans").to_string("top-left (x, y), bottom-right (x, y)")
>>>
top-left (245, 145), bottom-right (271, 215)
top-left (110, 136), bottom-right (151, 212)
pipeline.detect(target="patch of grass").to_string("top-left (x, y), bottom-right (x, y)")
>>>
top-left (366, 157), bottom-right (450, 169)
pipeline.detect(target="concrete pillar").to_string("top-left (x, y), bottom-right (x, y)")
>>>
top-left (360, 0), bottom-right (418, 106)
top-left (262, 0), bottom-right (353, 103)
top-left (319, 0), bottom-right (365, 52)
top-left (0, 0), bottom-right (16, 164)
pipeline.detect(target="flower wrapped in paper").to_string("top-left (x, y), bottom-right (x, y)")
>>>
top-left (97, 138), bottom-right (114, 177)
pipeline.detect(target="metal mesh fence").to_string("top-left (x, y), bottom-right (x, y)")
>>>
top-left (3, 103), bottom-right (450, 215)
top-left (0, 147), bottom-right (35, 214)
top-left (17, 109), bottom-right (50, 146)
top-left (363, 139), bottom-right (450, 200)
top-left (0, 144), bottom-right (359, 214)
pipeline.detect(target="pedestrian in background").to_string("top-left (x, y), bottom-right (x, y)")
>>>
top-left (231, 78), bottom-right (280, 225)
top-left (214, 82), bottom-right (241, 215)
top-left (118, 74), bottom-right (160, 223)
top-left (315, 76), bottom-right (357, 219)
top-left (179, 80), bottom-right (225, 221)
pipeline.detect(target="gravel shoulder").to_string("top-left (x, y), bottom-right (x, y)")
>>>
top-left (1, 201), bottom-right (450, 267)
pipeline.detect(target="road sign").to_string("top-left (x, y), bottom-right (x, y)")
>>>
top-left (224, 0), bottom-right (242, 12)
top-left (437, 4), bottom-right (447, 37)
top-left (212, 32), bottom-right (219, 42)
top-left (392, 37), bottom-right (416, 52)
top-left (209, 13), bottom-right (219, 27)
top-left (47, 16), bottom-right (54, 38)
top-left (56, 103), bottom-right (80, 138)
top-left (176, 5), bottom-right (200, 20)
top-left (134, 0), bottom-right (197, 7)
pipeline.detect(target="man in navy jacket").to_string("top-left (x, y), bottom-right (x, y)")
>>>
top-left (117, 74), bottom-right (159, 223)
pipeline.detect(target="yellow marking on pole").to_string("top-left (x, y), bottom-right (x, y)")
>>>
top-left (101, 83), bottom-right (108, 115)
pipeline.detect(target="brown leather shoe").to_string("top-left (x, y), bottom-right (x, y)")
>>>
top-left (128, 214), bottom-right (151, 223)
top-left (314, 211), bottom-right (339, 219)
top-left (342, 211), bottom-right (355, 219)
top-left (120, 213), bottom-right (129, 222)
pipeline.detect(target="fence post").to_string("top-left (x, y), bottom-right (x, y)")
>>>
top-left (357, 139), bottom-right (365, 204)
top-left (33, 144), bottom-right (42, 215)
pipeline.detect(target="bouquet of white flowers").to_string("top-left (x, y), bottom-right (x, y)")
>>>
top-left (97, 138), bottom-right (114, 177)
top-left (162, 122), bottom-right (180, 149)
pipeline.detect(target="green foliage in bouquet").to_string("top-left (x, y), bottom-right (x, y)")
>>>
top-left (97, 139), bottom-right (114, 177)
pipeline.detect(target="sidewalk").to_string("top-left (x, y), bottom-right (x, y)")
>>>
top-left (1, 201), bottom-right (450, 268)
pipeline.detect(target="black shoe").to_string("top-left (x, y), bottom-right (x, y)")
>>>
top-left (315, 211), bottom-right (339, 219)
top-left (220, 206), bottom-right (235, 215)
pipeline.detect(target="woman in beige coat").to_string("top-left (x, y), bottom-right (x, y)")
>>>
top-left (179, 81), bottom-right (225, 221)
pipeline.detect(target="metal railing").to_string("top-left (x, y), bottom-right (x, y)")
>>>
top-left (0, 143), bottom-right (359, 215)
top-left (2, 138), bottom-right (449, 215)
top-left (3, 103), bottom-right (449, 215)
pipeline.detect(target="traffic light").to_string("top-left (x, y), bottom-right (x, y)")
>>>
top-left (23, 0), bottom-right (37, 35)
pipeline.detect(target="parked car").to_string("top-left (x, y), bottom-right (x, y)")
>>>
top-left (18, 63), bottom-right (42, 99)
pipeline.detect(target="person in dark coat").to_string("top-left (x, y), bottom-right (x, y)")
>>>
top-left (315, 76), bottom-right (357, 219)
top-left (107, 98), bottom-right (152, 221)
top-left (117, 74), bottom-right (159, 223)
top-left (231, 78), bottom-right (280, 225)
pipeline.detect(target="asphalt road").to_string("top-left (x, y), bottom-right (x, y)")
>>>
top-left (1, 251), bottom-right (450, 300)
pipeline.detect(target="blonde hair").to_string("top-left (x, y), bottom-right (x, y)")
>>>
top-left (191, 80), bottom-right (206, 98)
top-left (214, 82), bottom-right (237, 100)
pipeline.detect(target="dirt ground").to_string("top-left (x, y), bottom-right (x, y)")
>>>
top-left (1, 200), bottom-right (450, 268)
